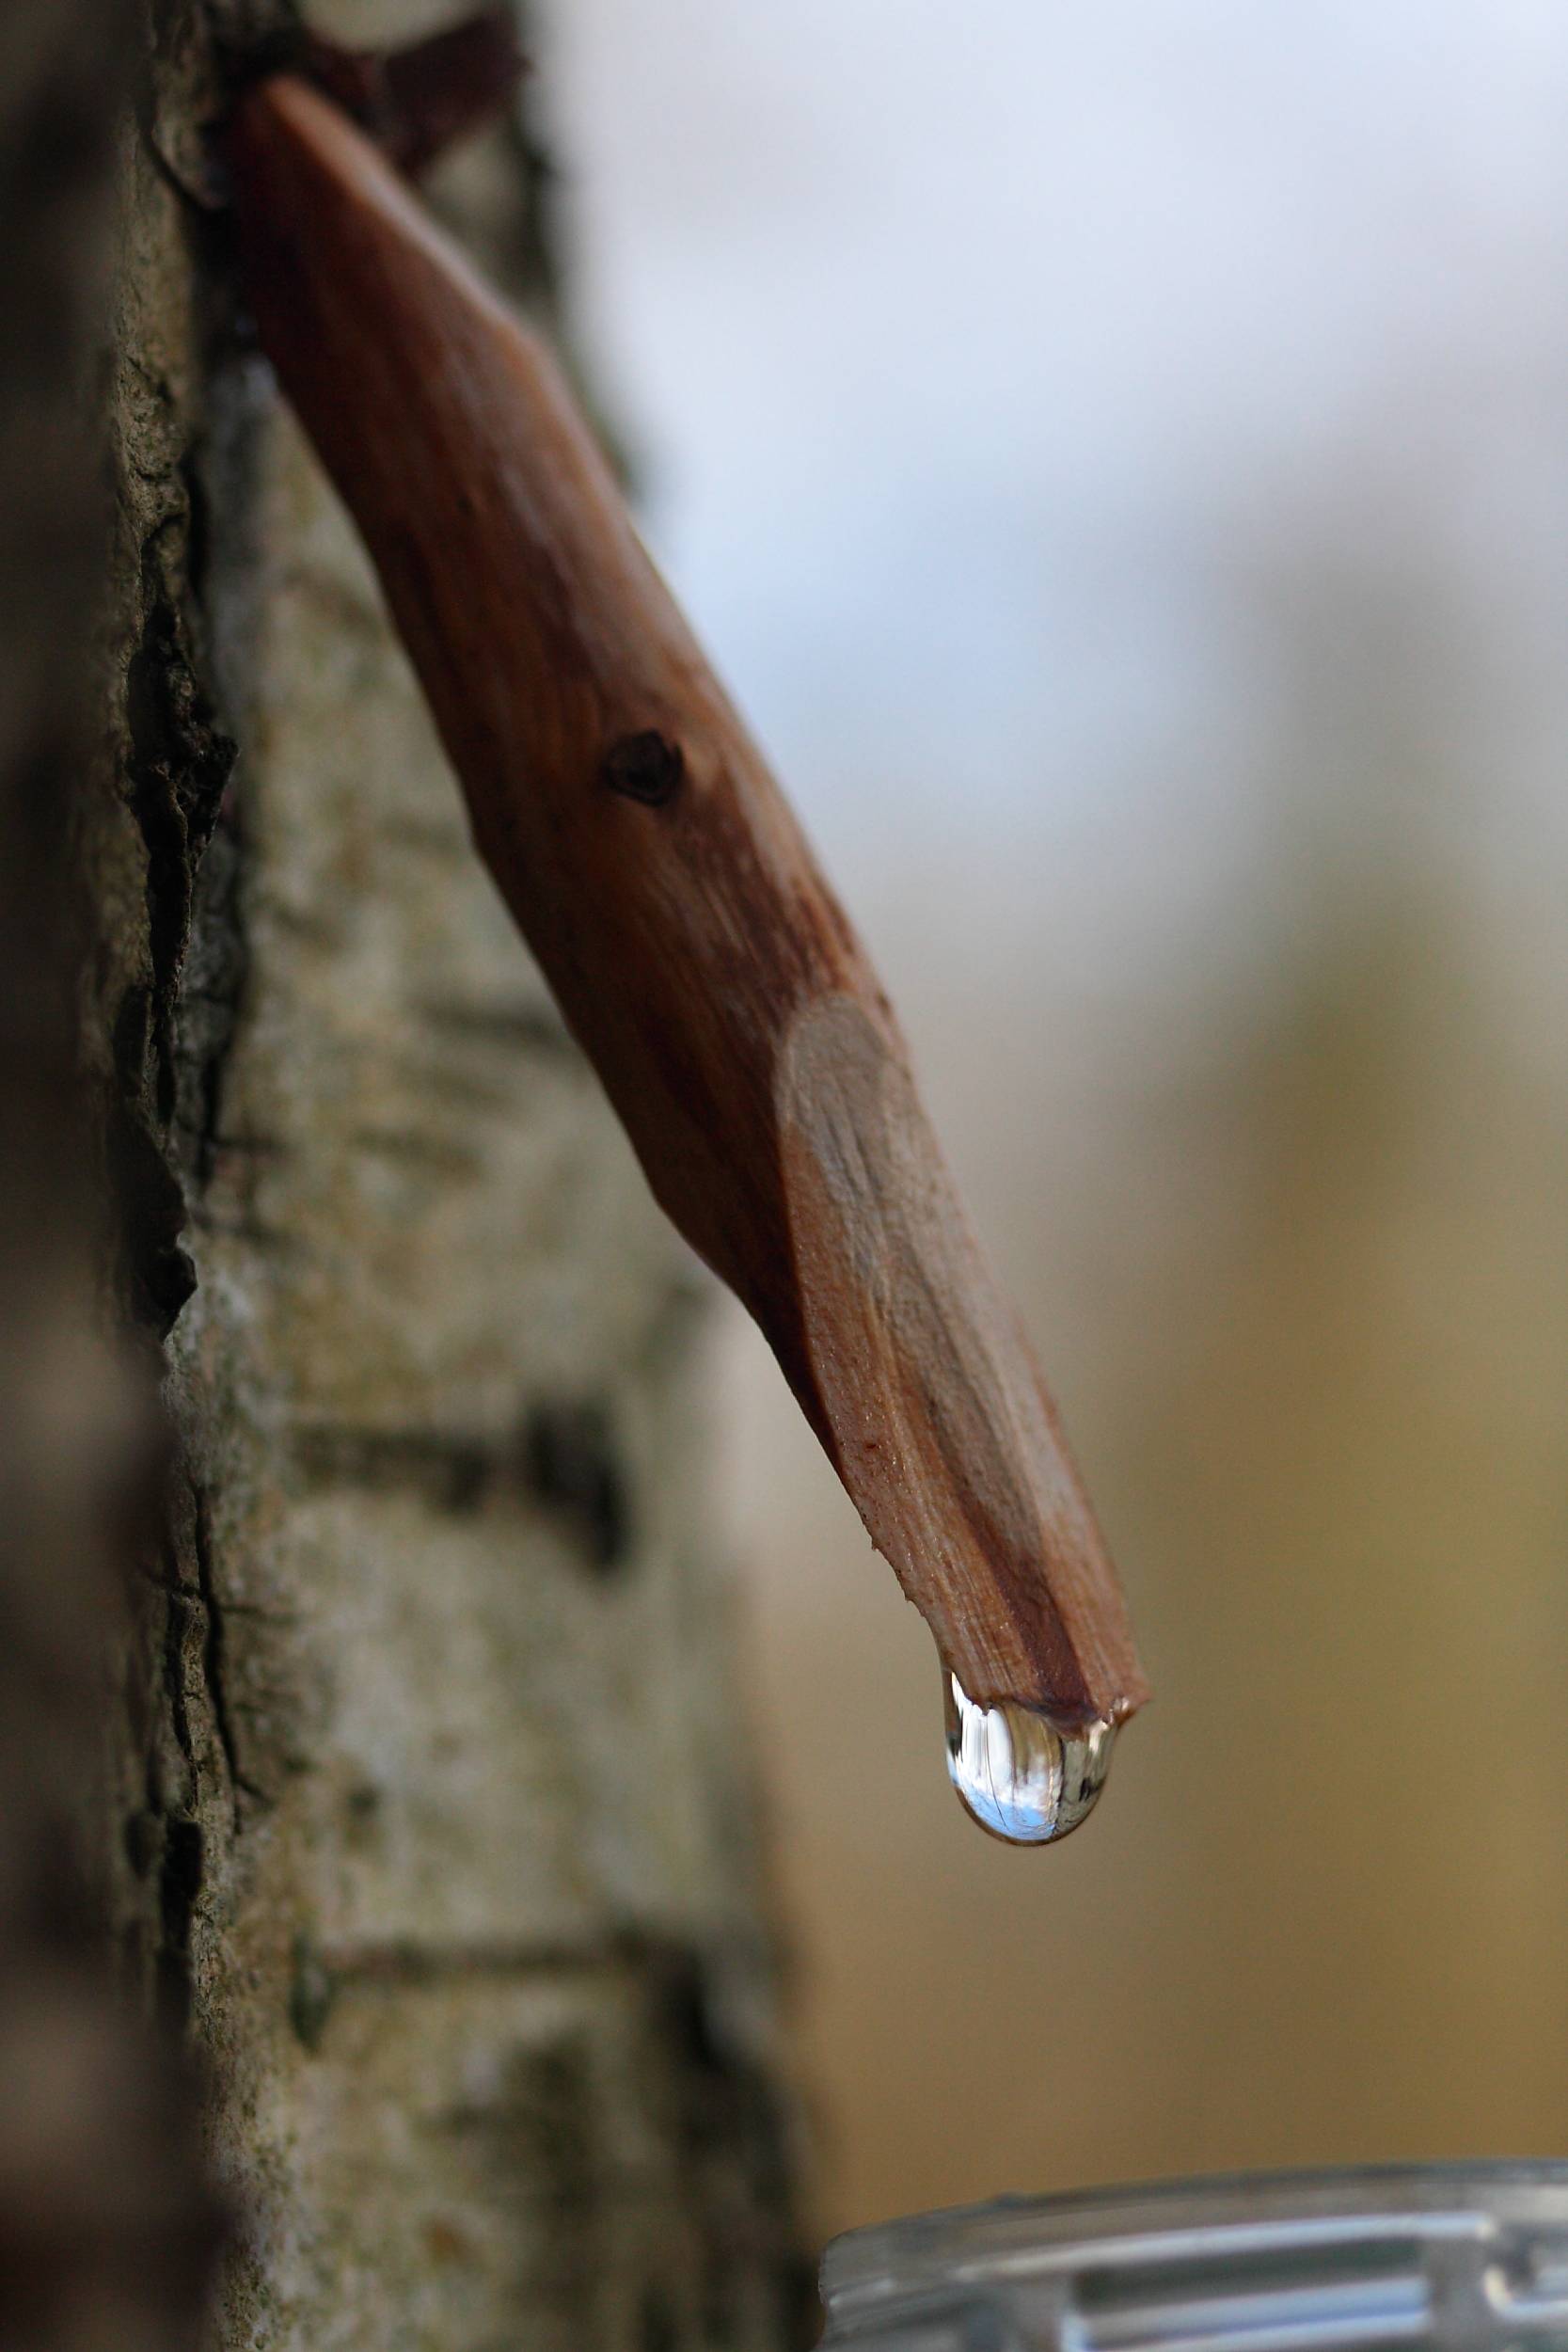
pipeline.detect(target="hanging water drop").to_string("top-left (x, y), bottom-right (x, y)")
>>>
top-left (942, 1671), bottom-right (1115, 1845)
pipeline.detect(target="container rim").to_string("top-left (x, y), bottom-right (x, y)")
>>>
top-left (822, 2158), bottom-right (1568, 2319)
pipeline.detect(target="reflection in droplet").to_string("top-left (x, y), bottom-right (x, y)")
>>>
top-left (942, 1672), bottom-right (1115, 1844)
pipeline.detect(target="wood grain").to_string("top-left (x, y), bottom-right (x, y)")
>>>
top-left (227, 73), bottom-right (1148, 1730)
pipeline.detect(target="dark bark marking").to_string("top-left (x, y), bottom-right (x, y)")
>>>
top-left (156, 1815), bottom-right (204, 2030)
top-left (523, 1398), bottom-right (633, 1573)
top-left (191, 1479), bottom-right (260, 1825)
top-left (288, 1931), bottom-right (338, 2052)
top-left (419, 993), bottom-right (573, 1057)
top-left (293, 1404), bottom-right (638, 1570)
top-left (123, 537), bottom-right (239, 1119)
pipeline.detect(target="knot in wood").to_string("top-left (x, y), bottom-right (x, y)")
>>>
top-left (600, 730), bottom-right (684, 808)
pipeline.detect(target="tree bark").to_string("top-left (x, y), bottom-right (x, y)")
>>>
top-left (0, 1), bottom-right (222, 2346)
top-left (0, 2), bottom-right (810, 2345)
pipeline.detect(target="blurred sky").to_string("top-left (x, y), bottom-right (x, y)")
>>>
top-left (546, 0), bottom-right (1568, 946)
top-left (540, 0), bottom-right (1568, 2241)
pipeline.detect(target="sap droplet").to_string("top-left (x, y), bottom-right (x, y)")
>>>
top-left (943, 1671), bottom-right (1115, 1845)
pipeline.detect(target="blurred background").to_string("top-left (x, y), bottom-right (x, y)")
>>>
top-left (542, 0), bottom-right (1568, 2242)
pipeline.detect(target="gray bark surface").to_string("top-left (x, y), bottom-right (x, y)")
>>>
top-left (1, 1), bottom-right (810, 2344)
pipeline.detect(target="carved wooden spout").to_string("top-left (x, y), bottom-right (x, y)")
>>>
top-left (227, 73), bottom-right (1149, 1751)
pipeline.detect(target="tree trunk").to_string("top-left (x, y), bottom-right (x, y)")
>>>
top-left (0, 3), bottom-right (810, 2345)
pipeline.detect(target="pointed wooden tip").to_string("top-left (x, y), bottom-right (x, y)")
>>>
top-left (778, 996), bottom-right (1148, 1726)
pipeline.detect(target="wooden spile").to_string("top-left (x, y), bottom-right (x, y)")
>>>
top-left (227, 74), bottom-right (1149, 1735)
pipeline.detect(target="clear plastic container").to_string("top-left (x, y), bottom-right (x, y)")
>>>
top-left (820, 2165), bottom-right (1568, 2352)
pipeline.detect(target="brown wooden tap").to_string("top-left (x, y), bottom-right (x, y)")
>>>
top-left (226, 68), bottom-right (1149, 1755)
